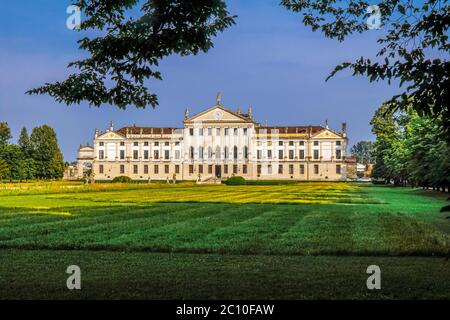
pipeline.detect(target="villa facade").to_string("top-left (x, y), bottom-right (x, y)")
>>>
top-left (75, 96), bottom-right (350, 181)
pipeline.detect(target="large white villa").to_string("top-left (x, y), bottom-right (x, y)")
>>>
top-left (71, 95), bottom-right (351, 181)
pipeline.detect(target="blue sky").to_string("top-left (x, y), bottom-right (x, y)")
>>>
top-left (0, 0), bottom-right (399, 161)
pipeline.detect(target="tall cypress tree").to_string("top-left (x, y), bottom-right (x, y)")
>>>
top-left (30, 125), bottom-right (64, 179)
top-left (18, 127), bottom-right (31, 157)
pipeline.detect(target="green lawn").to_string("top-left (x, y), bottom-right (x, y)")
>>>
top-left (0, 182), bottom-right (449, 299)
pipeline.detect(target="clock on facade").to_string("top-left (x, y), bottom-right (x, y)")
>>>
top-left (214, 110), bottom-right (223, 120)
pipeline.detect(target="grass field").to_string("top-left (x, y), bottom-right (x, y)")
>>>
top-left (0, 181), bottom-right (449, 299)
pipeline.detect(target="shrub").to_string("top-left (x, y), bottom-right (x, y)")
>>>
top-left (224, 176), bottom-right (246, 185)
top-left (112, 176), bottom-right (132, 183)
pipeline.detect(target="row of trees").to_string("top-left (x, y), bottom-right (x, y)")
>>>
top-left (370, 105), bottom-right (450, 192)
top-left (0, 122), bottom-right (65, 181)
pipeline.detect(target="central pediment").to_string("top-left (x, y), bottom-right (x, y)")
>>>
top-left (185, 105), bottom-right (253, 123)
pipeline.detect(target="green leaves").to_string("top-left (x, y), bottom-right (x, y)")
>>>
top-left (28, 0), bottom-right (236, 109)
top-left (282, 0), bottom-right (450, 137)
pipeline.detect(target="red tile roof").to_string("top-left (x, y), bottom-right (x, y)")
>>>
top-left (117, 127), bottom-right (177, 135)
top-left (255, 126), bottom-right (324, 135)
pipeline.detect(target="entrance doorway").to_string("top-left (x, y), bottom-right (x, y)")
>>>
top-left (215, 165), bottom-right (221, 178)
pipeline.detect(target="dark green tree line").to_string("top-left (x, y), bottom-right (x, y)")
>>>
top-left (371, 106), bottom-right (450, 191)
top-left (0, 123), bottom-right (64, 181)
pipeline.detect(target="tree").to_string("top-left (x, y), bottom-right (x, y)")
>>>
top-left (350, 141), bottom-right (374, 164)
top-left (0, 122), bottom-right (12, 146)
top-left (18, 127), bottom-right (32, 157)
top-left (0, 159), bottom-right (9, 181)
top-left (28, 0), bottom-right (236, 109)
top-left (0, 145), bottom-right (24, 181)
top-left (30, 125), bottom-right (65, 179)
top-left (371, 104), bottom-right (450, 191)
top-left (281, 0), bottom-right (450, 136)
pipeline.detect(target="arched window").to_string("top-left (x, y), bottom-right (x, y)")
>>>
top-left (215, 146), bottom-right (221, 160)
top-left (224, 146), bottom-right (229, 160)
top-left (208, 146), bottom-right (212, 160)
top-left (189, 146), bottom-right (194, 160)
top-left (233, 146), bottom-right (238, 160)
top-left (198, 146), bottom-right (204, 159)
top-left (243, 146), bottom-right (248, 160)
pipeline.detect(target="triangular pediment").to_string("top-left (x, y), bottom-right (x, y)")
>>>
top-left (312, 128), bottom-right (343, 139)
top-left (97, 131), bottom-right (125, 140)
top-left (186, 105), bottom-right (251, 123)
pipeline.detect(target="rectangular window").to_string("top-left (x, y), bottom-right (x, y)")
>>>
top-left (224, 128), bottom-right (229, 136)
top-left (216, 128), bottom-right (221, 136)
top-left (233, 165), bottom-right (238, 174)
top-left (144, 165), bottom-right (148, 174)
top-left (120, 150), bottom-right (125, 160)
top-left (99, 150), bottom-right (104, 160)
top-left (257, 150), bottom-right (262, 160)
top-left (133, 165), bottom-right (138, 174)
top-left (267, 150), bottom-right (272, 159)
top-left (278, 164), bottom-right (283, 174)
top-left (234, 128), bottom-right (238, 135)
top-left (299, 141), bottom-right (304, 146)
top-left (144, 142), bottom-right (149, 146)
top-left (243, 164), bottom-right (247, 174)
top-left (289, 150), bottom-right (294, 159)
top-left (165, 165), bottom-right (169, 174)
top-left (268, 165), bottom-right (272, 174)
top-left (335, 150), bottom-right (342, 159)
top-left (133, 150), bottom-right (138, 160)
top-left (208, 128), bottom-right (212, 136)
top-left (289, 141), bottom-right (294, 146)
top-left (120, 141), bottom-right (125, 146)
top-left (336, 164), bottom-right (341, 174)
top-left (300, 164), bottom-right (305, 174)
top-left (189, 128), bottom-right (194, 136)
top-left (154, 150), bottom-right (159, 160)
top-left (189, 165), bottom-right (194, 174)
top-left (243, 128), bottom-right (248, 135)
top-left (313, 150), bottom-right (319, 160)
top-left (314, 141), bottom-right (319, 146)
top-left (336, 141), bottom-right (341, 146)
top-left (278, 150), bottom-right (283, 160)
top-left (154, 141), bottom-right (159, 146)
top-left (99, 142), bottom-right (104, 146)
top-left (164, 141), bottom-right (169, 146)
top-left (133, 142), bottom-right (138, 147)
top-left (314, 164), bottom-right (319, 174)
top-left (279, 141), bottom-right (283, 146)
top-left (199, 165), bottom-right (203, 174)
top-left (175, 165), bottom-right (180, 174)
top-left (289, 164), bottom-right (294, 175)
top-left (299, 149), bottom-right (305, 159)
top-left (144, 150), bottom-right (149, 160)
top-left (224, 165), bottom-right (228, 174)
top-left (164, 150), bottom-right (170, 160)
top-left (199, 128), bottom-right (203, 136)
top-left (175, 141), bottom-right (180, 146)
top-left (120, 165), bottom-right (125, 174)
top-left (154, 165), bottom-right (159, 174)
top-left (175, 150), bottom-right (180, 160)
top-left (257, 165), bottom-right (261, 175)
top-left (99, 165), bottom-right (104, 174)
top-left (208, 165), bottom-right (213, 174)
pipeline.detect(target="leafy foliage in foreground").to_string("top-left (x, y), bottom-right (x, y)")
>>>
top-left (282, 0), bottom-right (450, 135)
top-left (27, 0), bottom-right (236, 108)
